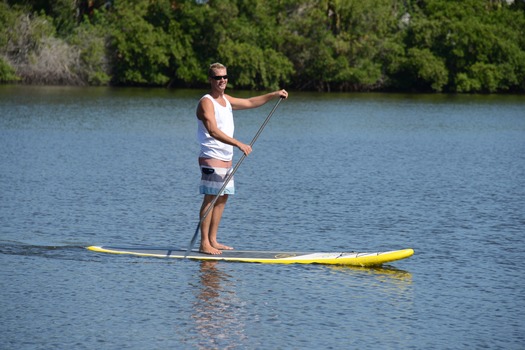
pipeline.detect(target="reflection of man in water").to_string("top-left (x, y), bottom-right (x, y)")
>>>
top-left (192, 261), bottom-right (247, 348)
top-left (197, 261), bottom-right (223, 299)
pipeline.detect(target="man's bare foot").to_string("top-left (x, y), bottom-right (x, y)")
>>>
top-left (212, 243), bottom-right (233, 250)
top-left (199, 243), bottom-right (222, 255)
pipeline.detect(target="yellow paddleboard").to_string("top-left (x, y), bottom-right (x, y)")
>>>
top-left (87, 246), bottom-right (414, 267)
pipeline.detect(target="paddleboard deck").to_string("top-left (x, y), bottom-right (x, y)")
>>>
top-left (87, 246), bottom-right (414, 267)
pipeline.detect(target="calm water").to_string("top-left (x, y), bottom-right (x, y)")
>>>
top-left (1, 85), bottom-right (524, 349)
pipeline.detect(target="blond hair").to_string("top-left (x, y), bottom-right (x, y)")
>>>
top-left (208, 62), bottom-right (227, 77)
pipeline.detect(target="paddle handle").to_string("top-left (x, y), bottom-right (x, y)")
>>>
top-left (185, 97), bottom-right (284, 257)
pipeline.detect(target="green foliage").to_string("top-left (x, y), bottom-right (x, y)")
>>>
top-left (46, 0), bottom-right (79, 36)
top-left (68, 19), bottom-right (110, 85)
top-left (1, 0), bottom-right (524, 92)
top-left (218, 39), bottom-right (293, 90)
top-left (279, 0), bottom-right (401, 91)
top-left (394, 48), bottom-right (448, 92)
top-left (106, 1), bottom-right (172, 85)
top-left (0, 56), bottom-right (18, 82)
top-left (0, 2), bottom-right (18, 81)
top-left (0, 2), bottom-right (16, 49)
top-left (0, 4), bottom-right (65, 83)
top-left (404, 0), bottom-right (525, 92)
top-left (1, 7), bottom-right (57, 56)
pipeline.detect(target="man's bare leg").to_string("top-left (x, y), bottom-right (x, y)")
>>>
top-left (199, 195), bottom-right (220, 254)
top-left (199, 194), bottom-right (233, 255)
top-left (208, 195), bottom-right (234, 251)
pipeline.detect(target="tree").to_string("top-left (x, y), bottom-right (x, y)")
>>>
top-left (403, 0), bottom-right (525, 92)
top-left (1, 0), bottom-right (524, 92)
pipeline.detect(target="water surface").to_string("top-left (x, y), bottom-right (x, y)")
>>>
top-left (1, 85), bottom-right (524, 349)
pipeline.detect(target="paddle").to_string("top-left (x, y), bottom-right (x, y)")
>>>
top-left (185, 97), bottom-right (284, 258)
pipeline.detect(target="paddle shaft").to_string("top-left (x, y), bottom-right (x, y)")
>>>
top-left (185, 97), bottom-right (284, 257)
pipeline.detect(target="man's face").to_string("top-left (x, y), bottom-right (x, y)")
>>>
top-left (209, 68), bottom-right (228, 91)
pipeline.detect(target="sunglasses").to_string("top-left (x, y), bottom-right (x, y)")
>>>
top-left (211, 75), bottom-right (228, 80)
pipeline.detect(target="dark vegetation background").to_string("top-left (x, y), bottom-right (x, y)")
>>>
top-left (1, 0), bottom-right (524, 92)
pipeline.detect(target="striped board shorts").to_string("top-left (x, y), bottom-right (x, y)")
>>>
top-left (199, 158), bottom-right (235, 195)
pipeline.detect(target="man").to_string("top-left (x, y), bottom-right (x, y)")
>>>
top-left (196, 62), bottom-right (288, 255)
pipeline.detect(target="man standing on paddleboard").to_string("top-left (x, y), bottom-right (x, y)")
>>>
top-left (196, 62), bottom-right (288, 255)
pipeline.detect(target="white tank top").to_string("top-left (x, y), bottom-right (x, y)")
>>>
top-left (197, 94), bottom-right (234, 161)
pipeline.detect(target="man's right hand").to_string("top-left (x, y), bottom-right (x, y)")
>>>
top-left (237, 142), bottom-right (252, 155)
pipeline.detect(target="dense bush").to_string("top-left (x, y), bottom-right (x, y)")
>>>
top-left (1, 0), bottom-right (524, 92)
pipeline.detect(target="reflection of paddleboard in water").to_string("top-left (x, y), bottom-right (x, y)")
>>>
top-left (87, 246), bottom-right (414, 267)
